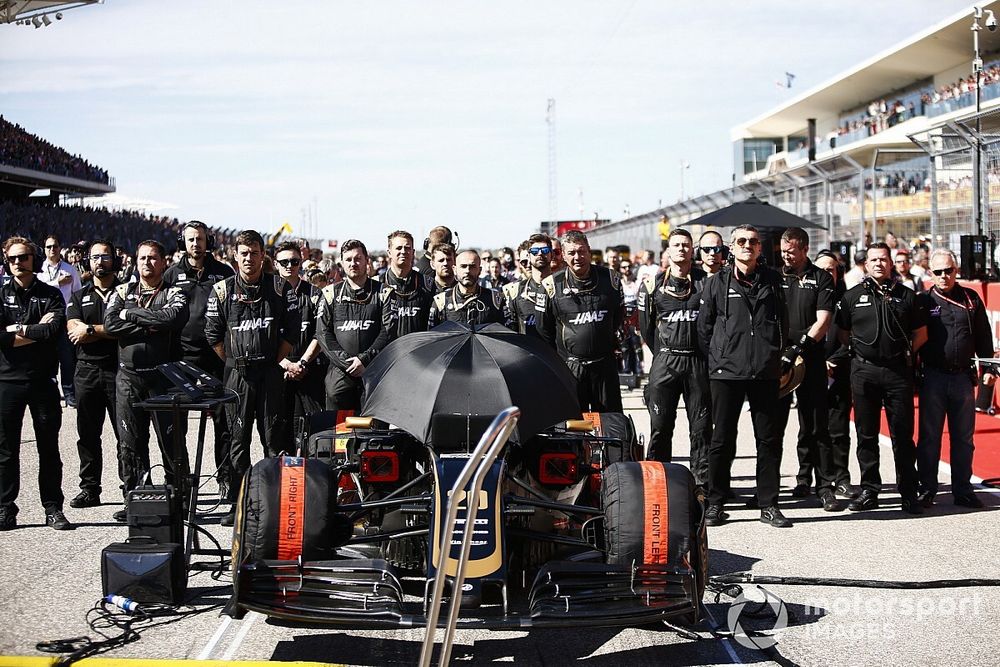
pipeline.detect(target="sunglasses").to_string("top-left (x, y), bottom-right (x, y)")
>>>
top-left (90, 254), bottom-right (112, 262)
top-left (276, 257), bottom-right (302, 268)
top-left (7, 253), bottom-right (32, 264)
top-left (45, 244), bottom-right (59, 250)
top-left (734, 237), bottom-right (760, 247)
top-left (894, 257), bottom-right (909, 263)
top-left (518, 259), bottom-right (529, 267)
top-left (931, 267), bottom-right (955, 276)
top-left (700, 246), bottom-right (726, 255)
top-left (528, 247), bottom-right (552, 256)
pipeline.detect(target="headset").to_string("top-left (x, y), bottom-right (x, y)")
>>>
top-left (176, 220), bottom-right (216, 254)
top-left (87, 238), bottom-right (123, 273)
top-left (1, 237), bottom-right (44, 273)
top-left (422, 226), bottom-right (459, 252)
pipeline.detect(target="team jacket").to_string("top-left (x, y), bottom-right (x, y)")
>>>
top-left (637, 267), bottom-right (707, 354)
top-left (379, 269), bottom-right (434, 339)
top-left (428, 284), bottom-right (509, 329)
top-left (0, 277), bottom-right (65, 382)
top-left (204, 275), bottom-right (299, 372)
top-left (696, 264), bottom-right (788, 381)
top-left (163, 255), bottom-right (234, 355)
top-left (284, 277), bottom-right (326, 365)
top-left (66, 278), bottom-right (121, 369)
top-left (316, 278), bottom-right (390, 370)
top-left (534, 266), bottom-right (624, 360)
top-left (502, 277), bottom-right (544, 337)
top-left (104, 280), bottom-right (189, 372)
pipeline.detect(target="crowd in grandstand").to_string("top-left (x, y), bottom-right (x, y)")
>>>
top-left (0, 116), bottom-right (111, 185)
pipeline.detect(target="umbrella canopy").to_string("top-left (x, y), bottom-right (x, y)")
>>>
top-left (361, 321), bottom-right (580, 443)
top-left (680, 196), bottom-right (826, 230)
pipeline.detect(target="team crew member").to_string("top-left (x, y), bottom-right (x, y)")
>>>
top-left (0, 237), bottom-right (69, 531)
top-left (916, 249), bottom-right (994, 509)
top-left (317, 239), bottom-right (390, 414)
top-left (697, 225), bottom-right (790, 528)
top-left (273, 241), bottom-right (326, 444)
top-left (815, 251), bottom-right (858, 498)
top-left (429, 250), bottom-right (509, 328)
top-left (105, 240), bottom-right (189, 522)
top-left (697, 230), bottom-right (727, 276)
top-left (163, 221), bottom-right (235, 494)
top-left (379, 230), bottom-right (433, 339)
top-left (205, 230), bottom-right (300, 525)
top-left (416, 226), bottom-right (454, 278)
top-left (427, 242), bottom-right (457, 295)
top-left (773, 228), bottom-right (840, 511)
top-left (503, 234), bottom-right (552, 337)
top-left (65, 241), bottom-right (121, 509)
top-left (536, 230), bottom-right (625, 412)
top-left (836, 242), bottom-right (928, 514)
top-left (38, 234), bottom-right (81, 407)
top-left (638, 229), bottom-right (710, 483)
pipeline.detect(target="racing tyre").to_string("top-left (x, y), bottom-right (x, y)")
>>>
top-left (602, 461), bottom-right (707, 623)
top-left (584, 412), bottom-right (641, 463)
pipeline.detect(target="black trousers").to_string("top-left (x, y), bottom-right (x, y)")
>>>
top-left (74, 360), bottom-right (117, 495)
top-left (225, 364), bottom-right (286, 500)
top-left (850, 361), bottom-right (918, 498)
top-left (56, 330), bottom-right (76, 401)
top-left (0, 379), bottom-right (63, 511)
top-left (644, 352), bottom-right (711, 485)
top-left (179, 351), bottom-right (232, 484)
top-left (707, 378), bottom-right (782, 508)
top-left (566, 356), bottom-right (623, 413)
top-left (774, 353), bottom-right (835, 492)
top-left (116, 368), bottom-right (182, 496)
top-left (827, 360), bottom-right (853, 486)
top-left (325, 367), bottom-right (364, 413)
top-left (284, 364), bottom-right (327, 446)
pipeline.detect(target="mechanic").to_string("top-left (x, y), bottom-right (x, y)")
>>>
top-left (503, 234), bottom-right (552, 337)
top-left (697, 225), bottom-right (790, 528)
top-left (638, 228), bottom-right (710, 483)
top-left (38, 234), bottom-right (81, 407)
top-left (415, 226), bottom-right (454, 279)
top-left (814, 250), bottom-right (859, 499)
top-left (836, 242), bottom-right (927, 515)
top-left (0, 236), bottom-right (69, 531)
top-left (317, 239), bottom-right (390, 414)
top-left (429, 250), bottom-right (509, 328)
top-left (205, 229), bottom-right (300, 526)
top-left (65, 240), bottom-right (121, 510)
top-left (773, 228), bottom-right (840, 512)
top-left (379, 230), bottom-right (434, 339)
top-left (916, 248), bottom-right (993, 509)
top-left (273, 241), bottom-right (326, 445)
top-left (163, 221), bottom-right (235, 495)
top-left (536, 230), bottom-right (625, 412)
top-left (697, 230), bottom-right (728, 277)
top-left (104, 240), bottom-right (189, 522)
top-left (426, 242), bottom-right (457, 295)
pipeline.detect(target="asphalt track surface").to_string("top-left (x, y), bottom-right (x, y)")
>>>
top-left (1, 386), bottom-right (999, 666)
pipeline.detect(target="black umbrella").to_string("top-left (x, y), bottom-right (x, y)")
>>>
top-left (361, 321), bottom-right (580, 443)
top-left (680, 196), bottom-right (825, 230)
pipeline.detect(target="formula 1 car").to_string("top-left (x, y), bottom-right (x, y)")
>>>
top-left (226, 324), bottom-right (707, 640)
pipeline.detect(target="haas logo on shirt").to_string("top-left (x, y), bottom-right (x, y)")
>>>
top-left (232, 317), bottom-right (274, 332)
top-left (338, 319), bottom-right (374, 332)
top-left (396, 306), bottom-right (422, 317)
top-left (568, 310), bottom-right (607, 325)
top-left (664, 309), bottom-right (698, 322)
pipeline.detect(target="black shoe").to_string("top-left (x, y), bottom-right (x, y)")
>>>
top-left (900, 497), bottom-right (924, 515)
top-left (219, 509), bottom-right (236, 527)
top-left (0, 506), bottom-right (16, 531)
top-left (954, 493), bottom-right (985, 509)
top-left (69, 490), bottom-right (101, 509)
top-left (45, 509), bottom-right (72, 530)
top-left (834, 482), bottom-right (860, 499)
top-left (112, 507), bottom-right (128, 523)
top-left (791, 483), bottom-right (810, 498)
top-left (819, 491), bottom-right (842, 512)
top-left (918, 490), bottom-right (936, 508)
top-left (759, 505), bottom-right (793, 528)
top-left (704, 504), bottom-right (727, 527)
top-left (848, 489), bottom-right (879, 512)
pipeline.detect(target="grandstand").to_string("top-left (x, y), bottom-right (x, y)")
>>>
top-left (587, 1), bottom-right (1000, 261)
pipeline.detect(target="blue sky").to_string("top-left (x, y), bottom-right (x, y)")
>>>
top-left (1, 0), bottom-right (976, 249)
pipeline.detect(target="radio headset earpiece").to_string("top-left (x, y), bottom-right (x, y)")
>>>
top-left (1, 239), bottom-right (44, 273)
top-left (177, 221), bottom-right (216, 254)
